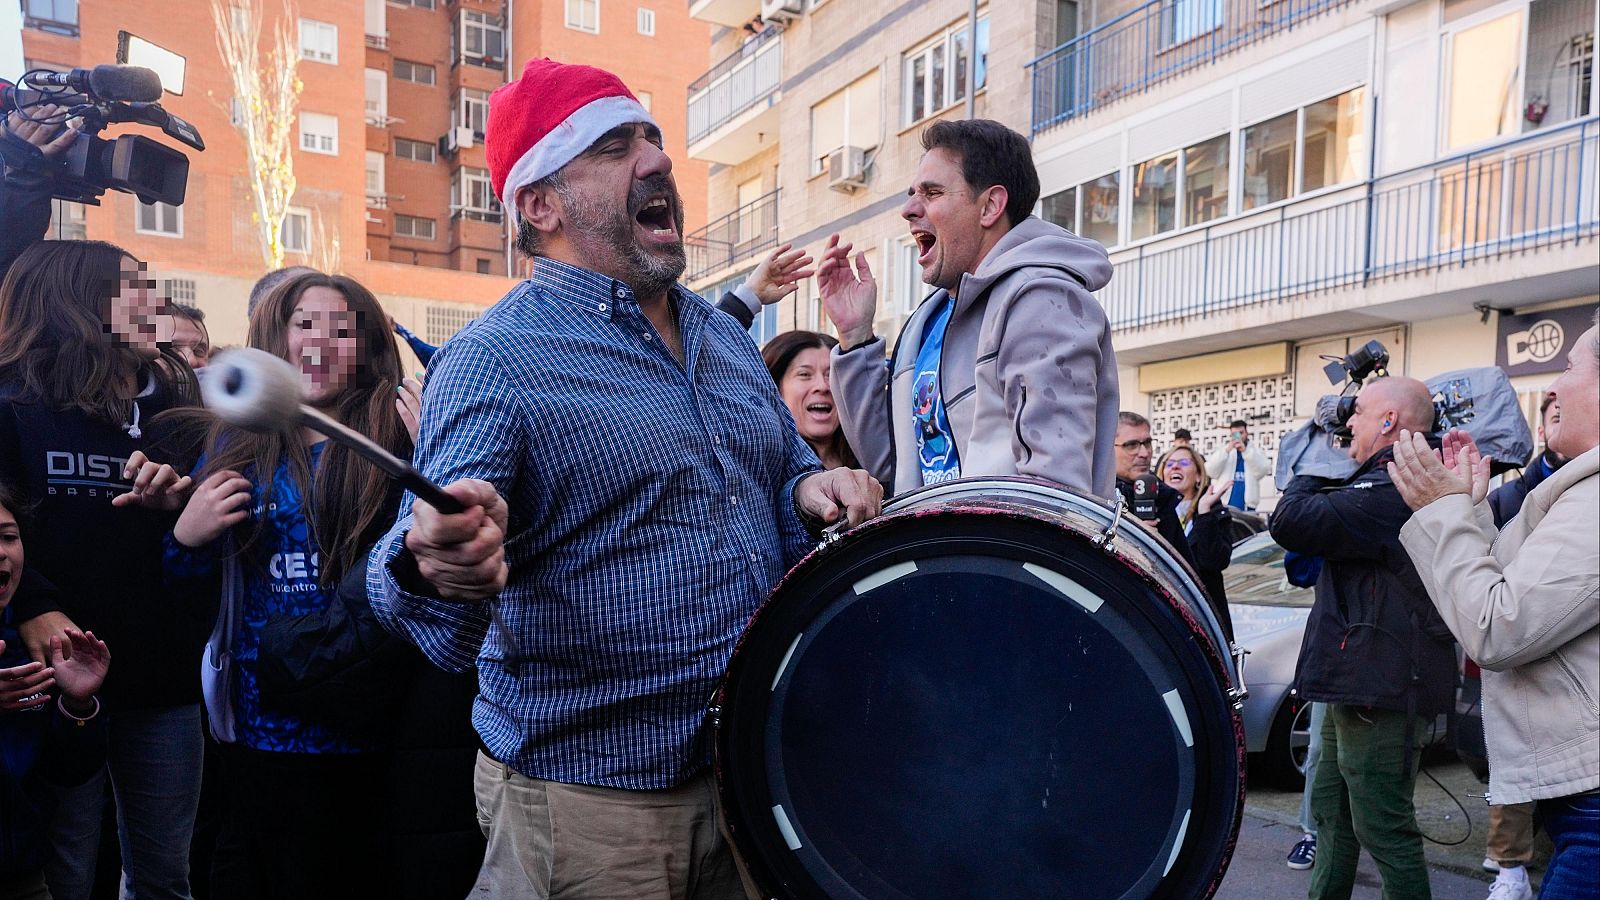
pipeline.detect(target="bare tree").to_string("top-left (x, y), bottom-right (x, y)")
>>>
top-left (211, 0), bottom-right (301, 270)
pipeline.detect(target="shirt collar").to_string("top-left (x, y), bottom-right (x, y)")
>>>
top-left (526, 257), bottom-right (697, 321)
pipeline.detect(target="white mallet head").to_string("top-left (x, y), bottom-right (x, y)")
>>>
top-left (203, 347), bottom-right (304, 432)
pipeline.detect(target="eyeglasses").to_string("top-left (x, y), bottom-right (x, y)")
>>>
top-left (1163, 457), bottom-right (1194, 469)
top-left (1118, 438), bottom-right (1154, 452)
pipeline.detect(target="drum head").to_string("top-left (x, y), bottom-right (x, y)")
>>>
top-left (718, 506), bottom-right (1242, 900)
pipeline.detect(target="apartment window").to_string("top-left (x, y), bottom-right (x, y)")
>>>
top-left (903, 17), bottom-right (990, 126)
top-left (459, 10), bottom-right (505, 64)
top-left (1131, 133), bottom-right (1229, 239)
top-left (365, 68), bottom-right (387, 122)
top-left (1444, 9), bottom-right (1524, 150)
top-left (456, 89), bottom-right (491, 138)
top-left (136, 200), bottom-right (182, 237)
top-left (299, 19), bottom-right (338, 64)
top-left (1081, 173), bottom-right (1120, 247)
top-left (454, 167), bottom-right (500, 220)
top-left (1242, 86), bottom-right (1366, 210)
top-left (169, 279), bottom-right (197, 303)
top-left (810, 69), bottom-right (883, 176)
top-left (394, 137), bottom-right (437, 163)
top-left (49, 198), bottom-right (87, 240)
top-left (1041, 186), bottom-right (1078, 232)
top-left (637, 7), bottom-right (655, 35)
top-left (24, 0), bottom-right (78, 35)
top-left (393, 59), bottom-right (436, 85)
top-left (638, 91), bottom-right (653, 112)
top-left (365, 0), bottom-right (385, 40)
top-left (394, 214), bottom-right (437, 240)
top-left (365, 151), bottom-right (385, 198)
top-left (391, 0), bottom-right (434, 8)
top-left (299, 112), bottom-right (339, 155)
top-left (282, 208), bottom-right (311, 254)
top-left (476, 259), bottom-right (492, 274)
top-left (1131, 153), bottom-right (1178, 240)
top-left (897, 238), bottom-right (928, 313)
top-left (1164, 0), bottom-right (1221, 47)
top-left (566, 0), bottom-right (600, 33)
top-left (1183, 134), bottom-right (1229, 227)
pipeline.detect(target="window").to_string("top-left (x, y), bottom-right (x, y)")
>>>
top-left (282, 208), bottom-right (311, 254)
top-left (1444, 9), bottom-right (1524, 150)
top-left (1041, 186), bottom-right (1077, 232)
top-left (391, 0), bottom-right (434, 8)
top-left (1183, 134), bottom-right (1229, 227)
top-left (169, 279), bottom-right (197, 303)
top-left (364, 68), bottom-right (387, 123)
top-left (566, 0), bottom-right (600, 33)
top-left (810, 69), bottom-right (883, 176)
top-left (49, 199), bottom-right (87, 240)
top-left (299, 19), bottom-right (338, 64)
top-left (1131, 133), bottom-right (1230, 239)
top-left (1131, 153), bottom-right (1178, 240)
top-left (365, 151), bottom-right (385, 199)
top-left (637, 7), bottom-right (655, 35)
top-left (24, 0), bottom-right (78, 35)
top-left (637, 91), bottom-right (653, 112)
top-left (364, 0), bottom-right (385, 41)
top-left (1081, 172), bottom-right (1120, 247)
top-left (902, 17), bottom-right (989, 126)
top-left (454, 166), bottom-right (500, 220)
top-left (394, 137), bottom-right (437, 163)
top-left (456, 88), bottom-right (491, 138)
top-left (394, 214), bottom-right (437, 240)
top-left (1242, 86), bottom-right (1366, 210)
top-left (1522, 0), bottom-right (1594, 129)
top-left (393, 60), bottom-right (436, 85)
top-left (1164, 0), bottom-right (1221, 47)
top-left (897, 238), bottom-right (928, 313)
top-left (136, 200), bottom-right (182, 237)
top-left (459, 10), bottom-right (505, 64)
top-left (299, 112), bottom-right (339, 155)
top-left (476, 258), bottom-right (492, 274)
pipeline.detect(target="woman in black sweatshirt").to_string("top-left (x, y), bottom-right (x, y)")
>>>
top-left (0, 240), bottom-right (206, 899)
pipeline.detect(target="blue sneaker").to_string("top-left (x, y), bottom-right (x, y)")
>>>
top-left (1287, 834), bottom-right (1317, 870)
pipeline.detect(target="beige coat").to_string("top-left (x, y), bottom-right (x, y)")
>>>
top-left (1400, 446), bottom-right (1599, 804)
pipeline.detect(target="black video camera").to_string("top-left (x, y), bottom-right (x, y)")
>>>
top-left (2, 37), bottom-right (203, 207)
top-left (1320, 340), bottom-right (1390, 444)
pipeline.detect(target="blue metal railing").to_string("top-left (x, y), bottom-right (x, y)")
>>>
top-left (1029, 0), bottom-right (1353, 135)
top-left (686, 189), bottom-right (780, 283)
top-left (1100, 118), bottom-right (1600, 331)
top-left (687, 29), bottom-right (783, 145)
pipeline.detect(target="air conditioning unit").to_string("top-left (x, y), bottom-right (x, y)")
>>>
top-left (827, 146), bottom-right (867, 193)
top-left (761, 0), bottom-right (804, 23)
top-left (440, 125), bottom-right (475, 155)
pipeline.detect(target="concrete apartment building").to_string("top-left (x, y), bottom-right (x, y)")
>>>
top-left (687, 0), bottom-right (1596, 481)
top-left (19, 0), bottom-right (707, 349)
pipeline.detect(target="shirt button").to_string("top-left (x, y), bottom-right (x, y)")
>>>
top-left (642, 333), bottom-right (653, 341)
top-left (598, 302), bottom-right (608, 312)
top-left (712, 434), bottom-right (722, 444)
top-left (729, 495), bottom-right (739, 505)
top-left (615, 288), bottom-right (627, 298)
top-left (749, 551), bottom-right (759, 562)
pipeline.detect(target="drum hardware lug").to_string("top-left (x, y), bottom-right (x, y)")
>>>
top-left (816, 520), bottom-right (848, 552)
top-left (1228, 643), bottom-right (1251, 708)
top-left (1095, 495), bottom-right (1128, 552)
top-left (706, 703), bottom-right (722, 728)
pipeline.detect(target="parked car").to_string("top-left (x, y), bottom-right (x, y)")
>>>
top-left (1226, 508), bottom-right (1268, 545)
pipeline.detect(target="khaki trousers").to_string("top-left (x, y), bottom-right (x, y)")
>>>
top-left (469, 750), bottom-right (755, 900)
top-left (1487, 801), bottom-right (1537, 867)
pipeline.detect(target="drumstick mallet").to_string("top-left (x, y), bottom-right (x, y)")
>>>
top-left (202, 347), bottom-right (466, 514)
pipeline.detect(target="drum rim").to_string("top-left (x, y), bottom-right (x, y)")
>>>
top-left (716, 503), bottom-right (1246, 899)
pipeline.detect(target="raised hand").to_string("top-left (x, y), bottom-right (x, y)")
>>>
top-left (405, 479), bottom-right (508, 602)
top-left (111, 450), bottom-right (194, 510)
top-left (49, 628), bottom-right (109, 714)
top-left (1388, 429), bottom-right (1492, 511)
top-left (1198, 478), bottom-right (1232, 515)
top-left (173, 470), bottom-right (253, 548)
top-left (816, 234), bottom-right (878, 349)
top-left (745, 243), bottom-right (816, 305)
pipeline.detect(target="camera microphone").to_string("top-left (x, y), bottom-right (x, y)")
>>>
top-left (27, 65), bottom-right (163, 103)
top-left (1131, 474), bottom-right (1161, 521)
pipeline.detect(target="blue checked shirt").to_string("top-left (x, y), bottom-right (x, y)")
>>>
top-left (367, 259), bottom-right (820, 790)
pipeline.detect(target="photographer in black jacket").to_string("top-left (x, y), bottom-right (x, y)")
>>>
top-left (1270, 375), bottom-right (1457, 900)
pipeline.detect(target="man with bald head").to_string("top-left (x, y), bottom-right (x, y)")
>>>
top-left (1270, 376), bottom-right (1458, 900)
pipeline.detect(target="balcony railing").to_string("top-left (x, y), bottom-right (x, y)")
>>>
top-left (365, 33), bottom-right (388, 49)
top-left (1029, 0), bottom-right (1354, 135)
top-left (687, 28), bottom-right (782, 145)
top-left (1100, 118), bottom-right (1600, 331)
top-left (686, 188), bottom-right (780, 283)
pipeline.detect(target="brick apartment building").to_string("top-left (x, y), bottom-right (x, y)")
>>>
top-left (17, 0), bottom-right (708, 349)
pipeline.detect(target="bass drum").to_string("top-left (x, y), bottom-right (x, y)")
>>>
top-left (715, 477), bottom-right (1245, 900)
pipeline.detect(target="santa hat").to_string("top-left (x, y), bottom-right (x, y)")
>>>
top-left (487, 58), bottom-right (658, 223)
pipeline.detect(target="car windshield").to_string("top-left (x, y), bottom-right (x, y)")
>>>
top-left (1223, 533), bottom-right (1315, 608)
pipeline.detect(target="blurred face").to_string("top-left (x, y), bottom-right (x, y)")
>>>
top-left (288, 286), bottom-right (360, 407)
top-left (902, 147), bottom-right (997, 293)
top-left (1162, 449), bottom-right (1200, 496)
top-left (1344, 385), bottom-right (1395, 461)
top-left (0, 503), bottom-right (21, 611)
top-left (1115, 422), bottom-right (1154, 480)
top-left (106, 263), bottom-right (174, 358)
top-left (171, 317), bottom-right (211, 369)
top-left (779, 347), bottom-right (836, 446)
top-left (1544, 326), bottom-right (1600, 459)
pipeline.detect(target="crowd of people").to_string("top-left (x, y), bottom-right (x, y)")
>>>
top-left (0, 54), bottom-right (1594, 900)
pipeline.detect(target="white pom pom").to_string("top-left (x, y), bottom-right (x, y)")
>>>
top-left (202, 347), bottom-right (304, 432)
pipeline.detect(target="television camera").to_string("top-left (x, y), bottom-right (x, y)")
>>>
top-left (1320, 339), bottom-right (1391, 444)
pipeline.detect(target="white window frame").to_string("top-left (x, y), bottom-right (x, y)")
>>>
top-left (897, 237), bottom-right (926, 314)
top-left (637, 90), bottom-right (653, 112)
top-left (135, 200), bottom-right (182, 238)
top-left (366, 151), bottom-right (385, 197)
top-left (299, 18), bottom-right (338, 64)
top-left (637, 7), bottom-right (655, 36)
top-left (282, 207), bottom-right (312, 254)
top-left (394, 137), bottom-right (437, 163)
top-left (456, 88), bottom-right (491, 137)
top-left (394, 214), bottom-right (437, 240)
top-left (1161, 0), bottom-right (1222, 49)
top-left (459, 10), bottom-right (505, 63)
top-left (902, 16), bottom-right (989, 127)
top-left (454, 166), bottom-right (498, 214)
top-left (1238, 84), bottom-right (1367, 213)
top-left (299, 111), bottom-right (339, 155)
top-left (1437, 1), bottom-right (1530, 155)
top-left (810, 73), bottom-right (882, 177)
top-left (364, 68), bottom-right (387, 121)
top-left (393, 59), bottom-right (436, 85)
top-left (566, 0), bottom-right (600, 33)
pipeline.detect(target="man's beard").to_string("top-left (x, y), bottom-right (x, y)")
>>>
top-left (561, 174), bottom-right (686, 298)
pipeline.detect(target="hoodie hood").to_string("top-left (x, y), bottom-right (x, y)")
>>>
top-left (956, 216), bottom-right (1113, 311)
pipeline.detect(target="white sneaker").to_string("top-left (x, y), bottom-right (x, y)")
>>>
top-left (1486, 869), bottom-right (1533, 900)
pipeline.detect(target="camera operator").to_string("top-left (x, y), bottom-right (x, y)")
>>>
top-left (1269, 375), bottom-right (1457, 900)
top-left (0, 106), bottom-right (78, 281)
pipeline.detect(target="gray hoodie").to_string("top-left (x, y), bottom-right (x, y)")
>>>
top-left (831, 216), bottom-right (1119, 498)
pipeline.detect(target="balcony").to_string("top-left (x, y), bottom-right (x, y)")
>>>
top-left (1099, 118), bottom-right (1599, 337)
top-left (687, 29), bottom-right (782, 165)
top-left (688, 0), bottom-right (760, 28)
top-left (686, 189), bottom-right (780, 284)
top-left (365, 33), bottom-right (389, 50)
top-left (1029, 0), bottom-right (1355, 135)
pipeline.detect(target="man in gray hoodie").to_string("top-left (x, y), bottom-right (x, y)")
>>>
top-left (820, 119), bottom-right (1118, 498)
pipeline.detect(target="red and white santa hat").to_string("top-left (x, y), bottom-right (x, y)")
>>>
top-left (487, 58), bottom-right (657, 223)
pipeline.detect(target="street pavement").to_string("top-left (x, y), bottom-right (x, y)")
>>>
top-left (1211, 750), bottom-right (1549, 899)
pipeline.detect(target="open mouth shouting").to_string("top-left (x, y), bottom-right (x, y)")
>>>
top-left (912, 228), bottom-right (937, 266)
top-left (803, 399), bottom-right (835, 425)
top-left (634, 195), bottom-right (679, 245)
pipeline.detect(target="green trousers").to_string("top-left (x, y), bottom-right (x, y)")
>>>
top-left (1308, 704), bottom-right (1431, 900)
